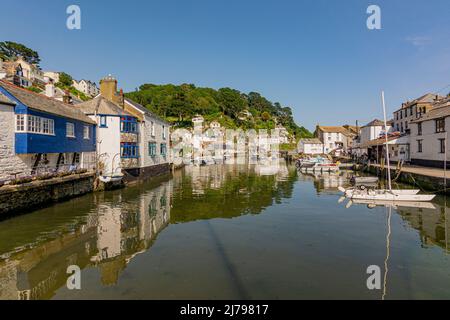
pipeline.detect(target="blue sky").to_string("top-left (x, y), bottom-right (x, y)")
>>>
top-left (1, 0), bottom-right (449, 130)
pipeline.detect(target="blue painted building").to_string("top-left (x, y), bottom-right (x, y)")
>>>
top-left (0, 80), bottom-right (97, 178)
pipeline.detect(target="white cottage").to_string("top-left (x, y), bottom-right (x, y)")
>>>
top-left (409, 96), bottom-right (450, 168)
top-left (298, 138), bottom-right (324, 155)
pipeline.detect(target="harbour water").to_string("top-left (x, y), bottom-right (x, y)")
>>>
top-left (1, 162), bottom-right (450, 300)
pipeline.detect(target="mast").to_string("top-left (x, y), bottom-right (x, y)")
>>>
top-left (382, 91), bottom-right (392, 192)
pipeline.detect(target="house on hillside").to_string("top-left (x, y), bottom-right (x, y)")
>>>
top-left (72, 79), bottom-right (99, 97)
top-left (3, 57), bottom-right (45, 88)
top-left (0, 80), bottom-right (97, 181)
top-left (315, 125), bottom-right (354, 156)
top-left (298, 138), bottom-right (324, 155)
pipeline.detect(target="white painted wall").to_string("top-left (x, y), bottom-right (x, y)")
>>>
top-left (91, 115), bottom-right (121, 175)
top-left (360, 125), bottom-right (384, 145)
top-left (139, 114), bottom-right (170, 168)
top-left (410, 118), bottom-right (450, 162)
top-left (298, 142), bottom-right (323, 155)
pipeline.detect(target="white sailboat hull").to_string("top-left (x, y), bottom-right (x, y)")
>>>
top-left (344, 189), bottom-right (420, 197)
top-left (350, 192), bottom-right (435, 202)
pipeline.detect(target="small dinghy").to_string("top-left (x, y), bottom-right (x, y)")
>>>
top-left (339, 187), bottom-right (420, 197)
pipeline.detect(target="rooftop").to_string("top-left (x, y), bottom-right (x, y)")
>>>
top-left (124, 98), bottom-right (170, 124)
top-left (300, 138), bottom-right (323, 144)
top-left (77, 96), bottom-right (134, 117)
top-left (317, 126), bottom-right (353, 135)
top-left (410, 99), bottom-right (450, 123)
top-left (0, 92), bottom-right (15, 106)
top-left (0, 80), bottom-right (96, 124)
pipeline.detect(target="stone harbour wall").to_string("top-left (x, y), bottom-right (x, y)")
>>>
top-left (0, 173), bottom-right (95, 218)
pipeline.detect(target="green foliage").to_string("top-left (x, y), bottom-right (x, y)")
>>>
top-left (26, 86), bottom-right (41, 93)
top-left (55, 82), bottom-right (90, 102)
top-left (58, 72), bottom-right (73, 87)
top-left (0, 41), bottom-right (40, 65)
top-left (125, 83), bottom-right (313, 138)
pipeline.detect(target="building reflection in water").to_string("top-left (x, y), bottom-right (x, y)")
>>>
top-left (2, 163), bottom-right (449, 299)
top-left (305, 170), bottom-right (450, 253)
top-left (0, 178), bottom-right (172, 300)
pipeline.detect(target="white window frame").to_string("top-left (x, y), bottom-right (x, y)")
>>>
top-left (17, 114), bottom-right (54, 135)
top-left (83, 125), bottom-right (90, 139)
top-left (151, 121), bottom-right (155, 136)
top-left (15, 114), bottom-right (26, 132)
top-left (66, 122), bottom-right (75, 138)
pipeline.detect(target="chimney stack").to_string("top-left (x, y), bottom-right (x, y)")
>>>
top-left (63, 89), bottom-right (72, 104)
top-left (45, 79), bottom-right (55, 98)
top-left (100, 74), bottom-right (117, 102)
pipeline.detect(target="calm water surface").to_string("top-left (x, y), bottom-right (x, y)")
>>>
top-left (1, 163), bottom-right (450, 300)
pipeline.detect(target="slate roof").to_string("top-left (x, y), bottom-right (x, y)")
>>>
top-left (409, 96), bottom-right (450, 123)
top-left (317, 126), bottom-right (352, 135)
top-left (300, 138), bottom-right (323, 144)
top-left (124, 98), bottom-right (170, 125)
top-left (0, 92), bottom-right (15, 106)
top-left (0, 80), bottom-right (96, 124)
top-left (77, 96), bottom-right (134, 117)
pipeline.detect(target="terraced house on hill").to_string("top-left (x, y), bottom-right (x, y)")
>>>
top-left (0, 80), bottom-right (97, 181)
top-left (77, 75), bottom-right (171, 182)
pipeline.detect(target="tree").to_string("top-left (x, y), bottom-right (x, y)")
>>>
top-left (0, 41), bottom-right (40, 65)
top-left (58, 72), bottom-right (73, 87)
top-left (261, 111), bottom-right (271, 121)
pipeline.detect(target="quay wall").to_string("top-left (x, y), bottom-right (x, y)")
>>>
top-left (0, 173), bottom-right (94, 218)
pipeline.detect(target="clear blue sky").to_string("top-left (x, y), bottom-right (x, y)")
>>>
top-left (1, 0), bottom-right (449, 130)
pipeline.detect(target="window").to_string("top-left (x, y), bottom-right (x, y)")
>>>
top-left (121, 142), bottom-right (139, 158)
top-left (83, 126), bottom-right (90, 139)
top-left (100, 116), bottom-right (107, 127)
top-left (417, 123), bottom-right (422, 135)
top-left (400, 122), bottom-right (403, 132)
top-left (120, 116), bottom-right (137, 133)
top-left (148, 142), bottom-right (157, 157)
top-left (405, 122), bottom-right (408, 130)
top-left (396, 112), bottom-right (398, 121)
top-left (16, 114), bottom-right (25, 132)
top-left (66, 122), bottom-right (75, 137)
top-left (439, 138), bottom-right (446, 154)
top-left (42, 118), bottom-right (54, 135)
top-left (160, 143), bottom-right (167, 156)
top-left (436, 118), bottom-right (445, 133)
top-left (162, 125), bottom-right (166, 140)
top-left (417, 140), bottom-right (423, 153)
top-left (151, 121), bottom-right (155, 136)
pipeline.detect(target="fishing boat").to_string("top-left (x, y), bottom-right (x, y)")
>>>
top-left (339, 91), bottom-right (435, 203)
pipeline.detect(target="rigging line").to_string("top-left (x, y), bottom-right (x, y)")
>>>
top-left (432, 83), bottom-right (450, 95)
top-left (382, 205), bottom-right (392, 301)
